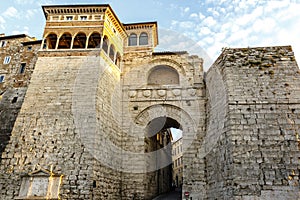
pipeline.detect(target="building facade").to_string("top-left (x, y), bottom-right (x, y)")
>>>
top-left (0, 34), bottom-right (41, 158)
top-left (0, 4), bottom-right (300, 200)
top-left (172, 137), bottom-right (183, 188)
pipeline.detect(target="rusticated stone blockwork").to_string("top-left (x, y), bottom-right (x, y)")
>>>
top-left (205, 46), bottom-right (300, 199)
top-left (0, 4), bottom-right (300, 200)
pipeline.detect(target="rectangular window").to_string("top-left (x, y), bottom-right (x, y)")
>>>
top-left (66, 16), bottom-right (73, 20)
top-left (0, 40), bottom-right (7, 47)
top-left (3, 56), bottom-right (11, 64)
top-left (0, 75), bottom-right (4, 83)
top-left (20, 63), bottom-right (26, 74)
top-left (80, 16), bottom-right (87, 20)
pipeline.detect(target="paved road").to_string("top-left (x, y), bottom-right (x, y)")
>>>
top-left (152, 190), bottom-right (182, 200)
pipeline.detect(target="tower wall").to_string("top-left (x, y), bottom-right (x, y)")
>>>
top-left (205, 46), bottom-right (300, 199)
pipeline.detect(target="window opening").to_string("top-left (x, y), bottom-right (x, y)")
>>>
top-left (46, 34), bottom-right (57, 49)
top-left (20, 63), bottom-right (26, 74)
top-left (3, 56), bottom-right (11, 64)
top-left (139, 32), bottom-right (148, 45)
top-left (11, 97), bottom-right (18, 103)
top-left (88, 33), bottom-right (101, 48)
top-left (128, 33), bottom-right (137, 46)
top-left (73, 33), bottom-right (87, 49)
top-left (80, 16), bottom-right (87, 20)
top-left (102, 36), bottom-right (109, 53)
top-left (0, 75), bottom-right (4, 83)
top-left (66, 16), bottom-right (73, 20)
top-left (109, 44), bottom-right (115, 62)
top-left (58, 33), bottom-right (72, 49)
top-left (0, 40), bottom-right (7, 47)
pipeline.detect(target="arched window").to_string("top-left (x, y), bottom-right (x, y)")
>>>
top-left (128, 33), bottom-right (137, 46)
top-left (109, 44), bottom-right (115, 62)
top-left (139, 32), bottom-right (148, 45)
top-left (148, 65), bottom-right (179, 85)
top-left (46, 33), bottom-right (57, 49)
top-left (115, 52), bottom-right (121, 68)
top-left (102, 35), bottom-right (109, 54)
top-left (73, 32), bottom-right (86, 49)
top-left (88, 32), bottom-right (101, 48)
top-left (58, 33), bottom-right (72, 49)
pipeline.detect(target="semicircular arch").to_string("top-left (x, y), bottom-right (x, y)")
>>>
top-left (134, 104), bottom-right (196, 136)
top-left (147, 65), bottom-right (180, 85)
top-left (149, 58), bottom-right (186, 76)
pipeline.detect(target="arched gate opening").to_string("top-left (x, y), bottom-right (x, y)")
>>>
top-left (144, 116), bottom-right (183, 199)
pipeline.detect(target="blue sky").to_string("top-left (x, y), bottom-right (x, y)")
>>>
top-left (0, 0), bottom-right (299, 70)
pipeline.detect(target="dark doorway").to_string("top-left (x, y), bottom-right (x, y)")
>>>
top-left (144, 117), bottom-right (182, 199)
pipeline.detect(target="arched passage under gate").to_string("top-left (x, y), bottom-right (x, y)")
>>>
top-left (132, 104), bottom-right (197, 199)
top-left (144, 116), bottom-right (182, 198)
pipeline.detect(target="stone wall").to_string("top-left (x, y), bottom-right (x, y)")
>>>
top-left (0, 51), bottom-right (123, 199)
top-left (205, 46), bottom-right (300, 199)
top-left (0, 35), bottom-right (40, 160)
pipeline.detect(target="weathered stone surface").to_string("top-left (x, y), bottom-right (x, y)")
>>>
top-left (0, 35), bottom-right (40, 160)
top-left (205, 46), bottom-right (300, 200)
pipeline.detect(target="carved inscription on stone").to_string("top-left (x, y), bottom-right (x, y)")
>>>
top-left (30, 177), bottom-right (49, 197)
top-left (16, 169), bottom-right (61, 199)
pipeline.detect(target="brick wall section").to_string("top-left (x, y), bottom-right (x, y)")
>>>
top-left (205, 46), bottom-right (300, 199)
top-left (0, 35), bottom-right (40, 160)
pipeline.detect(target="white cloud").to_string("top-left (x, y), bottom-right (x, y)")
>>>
top-left (179, 21), bottom-right (195, 29)
top-left (3, 7), bottom-right (19, 19)
top-left (235, 13), bottom-right (255, 26)
top-left (12, 26), bottom-right (29, 35)
top-left (226, 28), bottom-right (251, 45)
top-left (202, 16), bottom-right (217, 26)
top-left (265, 0), bottom-right (288, 13)
top-left (0, 16), bottom-right (6, 30)
top-left (184, 7), bottom-right (190, 13)
top-left (199, 27), bottom-right (211, 36)
top-left (25, 9), bottom-right (38, 19)
top-left (14, 0), bottom-right (35, 4)
top-left (203, 36), bottom-right (214, 45)
top-left (207, 8), bottom-right (219, 17)
top-left (214, 32), bottom-right (227, 43)
top-left (273, 3), bottom-right (300, 22)
top-left (252, 18), bottom-right (276, 34)
top-left (190, 13), bottom-right (198, 19)
top-left (180, 7), bottom-right (190, 17)
top-left (199, 12), bottom-right (206, 20)
top-left (189, 12), bottom-right (206, 21)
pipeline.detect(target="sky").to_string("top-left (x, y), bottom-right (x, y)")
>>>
top-left (0, 0), bottom-right (299, 70)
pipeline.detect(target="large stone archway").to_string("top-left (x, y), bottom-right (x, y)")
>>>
top-left (121, 104), bottom-right (204, 199)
